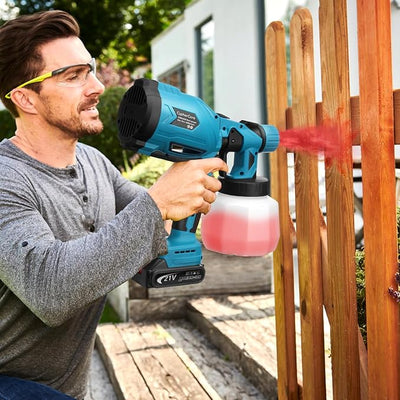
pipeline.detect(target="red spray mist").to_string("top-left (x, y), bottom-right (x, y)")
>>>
top-left (278, 123), bottom-right (350, 160)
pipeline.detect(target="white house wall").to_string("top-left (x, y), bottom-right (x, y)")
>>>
top-left (151, 15), bottom-right (188, 83)
top-left (151, 0), bottom-right (265, 123)
top-left (393, 2), bottom-right (400, 90)
top-left (152, 0), bottom-right (400, 123)
top-left (305, 0), bottom-right (400, 96)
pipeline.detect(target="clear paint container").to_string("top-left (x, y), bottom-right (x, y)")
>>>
top-left (201, 178), bottom-right (280, 257)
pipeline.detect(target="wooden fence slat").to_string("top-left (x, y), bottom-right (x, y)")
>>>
top-left (357, 0), bottom-right (400, 399)
top-left (266, 21), bottom-right (299, 400)
top-left (318, 1), bottom-right (361, 399)
top-left (290, 8), bottom-right (326, 400)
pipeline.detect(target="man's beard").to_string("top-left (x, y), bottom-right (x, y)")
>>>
top-left (57, 116), bottom-right (104, 139)
top-left (40, 96), bottom-right (104, 139)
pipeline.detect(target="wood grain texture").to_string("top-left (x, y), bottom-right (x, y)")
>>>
top-left (96, 324), bottom-right (153, 400)
top-left (117, 322), bottom-right (210, 400)
top-left (266, 20), bottom-right (299, 400)
top-left (357, 1), bottom-right (400, 399)
top-left (318, 0), bottom-right (361, 399)
top-left (290, 8), bottom-right (326, 400)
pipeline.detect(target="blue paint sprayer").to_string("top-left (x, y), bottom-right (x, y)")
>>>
top-left (117, 78), bottom-right (280, 288)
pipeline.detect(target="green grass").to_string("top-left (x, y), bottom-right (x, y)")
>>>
top-left (100, 301), bottom-right (121, 324)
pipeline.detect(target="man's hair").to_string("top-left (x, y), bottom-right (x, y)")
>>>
top-left (0, 10), bottom-right (80, 117)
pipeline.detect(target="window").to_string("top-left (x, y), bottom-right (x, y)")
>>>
top-left (158, 62), bottom-right (187, 92)
top-left (197, 18), bottom-right (214, 108)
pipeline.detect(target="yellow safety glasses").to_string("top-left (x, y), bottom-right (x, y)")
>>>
top-left (5, 58), bottom-right (96, 99)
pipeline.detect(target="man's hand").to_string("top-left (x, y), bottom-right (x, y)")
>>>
top-left (147, 158), bottom-right (228, 221)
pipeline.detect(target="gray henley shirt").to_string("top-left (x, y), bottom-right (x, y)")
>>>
top-left (0, 139), bottom-right (168, 398)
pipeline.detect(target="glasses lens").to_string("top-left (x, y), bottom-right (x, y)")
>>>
top-left (55, 64), bottom-right (92, 87)
top-left (90, 58), bottom-right (96, 75)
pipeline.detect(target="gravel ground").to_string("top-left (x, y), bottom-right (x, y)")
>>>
top-left (85, 348), bottom-right (117, 400)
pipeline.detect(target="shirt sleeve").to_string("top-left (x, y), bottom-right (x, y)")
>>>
top-left (0, 164), bottom-right (168, 327)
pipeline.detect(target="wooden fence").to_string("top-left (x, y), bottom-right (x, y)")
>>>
top-left (267, 1), bottom-right (400, 399)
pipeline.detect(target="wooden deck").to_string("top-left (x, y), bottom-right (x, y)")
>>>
top-left (96, 294), bottom-right (332, 400)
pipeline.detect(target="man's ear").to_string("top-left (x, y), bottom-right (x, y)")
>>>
top-left (10, 89), bottom-right (39, 115)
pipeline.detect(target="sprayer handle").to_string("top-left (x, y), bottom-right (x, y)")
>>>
top-left (160, 214), bottom-right (203, 269)
top-left (171, 213), bottom-right (201, 233)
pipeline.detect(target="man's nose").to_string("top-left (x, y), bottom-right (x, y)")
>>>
top-left (86, 72), bottom-right (105, 95)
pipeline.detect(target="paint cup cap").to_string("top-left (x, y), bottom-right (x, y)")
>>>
top-left (219, 176), bottom-right (270, 196)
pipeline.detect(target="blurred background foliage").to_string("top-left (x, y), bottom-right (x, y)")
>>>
top-left (0, 109), bottom-right (15, 140)
top-left (0, 0), bottom-right (191, 174)
top-left (1, 0), bottom-right (191, 72)
top-left (122, 156), bottom-right (172, 188)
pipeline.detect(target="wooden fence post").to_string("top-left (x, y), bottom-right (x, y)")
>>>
top-left (357, 0), bottom-right (400, 398)
top-left (290, 8), bottom-right (326, 399)
top-left (266, 21), bottom-right (299, 400)
top-left (318, 0), bottom-right (361, 398)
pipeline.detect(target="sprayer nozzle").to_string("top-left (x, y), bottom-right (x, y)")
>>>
top-left (264, 125), bottom-right (280, 152)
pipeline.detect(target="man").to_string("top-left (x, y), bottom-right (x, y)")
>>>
top-left (0, 10), bottom-right (227, 399)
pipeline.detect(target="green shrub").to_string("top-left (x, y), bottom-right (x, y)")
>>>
top-left (100, 301), bottom-right (121, 324)
top-left (80, 86), bottom-right (134, 170)
top-left (0, 109), bottom-right (16, 140)
top-left (355, 249), bottom-right (367, 344)
top-left (123, 156), bottom-right (172, 188)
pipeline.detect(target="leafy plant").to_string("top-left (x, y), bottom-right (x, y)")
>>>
top-left (100, 301), bottom-right (121, 324)
top-left (102, 0), bottom-right (191, 71)
top-left (3, 0), bottom-right (130, 58)
top-left (3, 0), bottom-right (191, 72)
top-left (123, 156), bottom-right (172, 188)
top-left (355, 249), bottom-right (367, 344)
top-left (0, 109), bottom-right (15, 140)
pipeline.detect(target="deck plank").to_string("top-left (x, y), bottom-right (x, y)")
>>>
top-left (186, 295), bottom-right (279, 399)
top-left (117, 322), bottom-right (211, 400)
top-left (96, 324), bottom-right (153, 400)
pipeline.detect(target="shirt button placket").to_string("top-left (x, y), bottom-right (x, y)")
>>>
top-left (69, 168), bottom-right (78, 178)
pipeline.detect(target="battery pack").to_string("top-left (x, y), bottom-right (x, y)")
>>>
top-left (133, 258), bottom-right (205, 288)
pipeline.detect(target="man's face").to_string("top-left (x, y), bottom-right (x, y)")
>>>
top-left (34, 37), bottom-right (105, 139)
